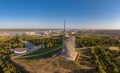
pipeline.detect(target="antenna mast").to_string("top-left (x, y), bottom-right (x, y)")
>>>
top-left (63, 20), bottom-right (66, 35)
top-left (64, 20), bottom-right (66, 32)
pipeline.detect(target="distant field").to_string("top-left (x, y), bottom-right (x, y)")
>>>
top-left (109, 47), bottom-right (120, 51)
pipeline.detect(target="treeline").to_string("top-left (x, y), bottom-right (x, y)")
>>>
top-left (90, 47), bottom-right (119, 73)
top-left (0, 36), bottom-right (24, 73)
top-left (4, 38), bottom-right (24, 49)
top-left (18, 35), bottom-right (62, 48)
top-left (0, 37), bottom-right (24, 55)
top-left (28, 38), bottom-right (62, 48)
top-left (76, 35), bottom-right (120, 47)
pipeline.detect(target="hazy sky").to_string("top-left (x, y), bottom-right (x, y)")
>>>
top-left (0, 0), bottom-right (120, 29)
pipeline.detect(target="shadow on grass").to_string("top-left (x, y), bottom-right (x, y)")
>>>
top-left (10, 60), bottom-right (30, 73)
top-left (70, 68), bottom-right (96, 73)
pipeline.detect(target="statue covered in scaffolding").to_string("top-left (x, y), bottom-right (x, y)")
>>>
top-left (61, 20), bottom-right (77, 60)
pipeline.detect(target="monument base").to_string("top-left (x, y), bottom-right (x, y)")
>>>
top-left (61, 52), bottom-right (78, 61)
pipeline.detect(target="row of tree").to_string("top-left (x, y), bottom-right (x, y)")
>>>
top-left (76, 34), bottom-right (120, 47)
top-left (0, 55), bottom-right (20, 73)
top-left (90, 47), bottom-right (119, 73)
top-left (0, 37), bottom-right (24, 55)
top-left (0, 36), bottom-right (24, 73)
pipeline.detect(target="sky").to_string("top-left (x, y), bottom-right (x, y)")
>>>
top-left (0, 0), bottom-right (120, 29)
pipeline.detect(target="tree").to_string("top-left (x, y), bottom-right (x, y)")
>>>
top-left (46, 42), bottom-right (53, 48)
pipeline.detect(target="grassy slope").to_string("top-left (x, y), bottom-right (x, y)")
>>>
top-left (25, 45), bottom-right (61, 56)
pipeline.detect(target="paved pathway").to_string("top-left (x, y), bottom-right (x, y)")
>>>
top-left (19, 39), bottom-right (39, 53)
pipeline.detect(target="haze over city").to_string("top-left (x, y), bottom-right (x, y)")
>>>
top-left (0, 0), bottom-right (120, 29)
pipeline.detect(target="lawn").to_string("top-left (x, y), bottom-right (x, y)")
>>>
top-left (25, 45), bottom-right (62, 56)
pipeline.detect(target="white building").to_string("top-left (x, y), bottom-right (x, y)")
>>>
top-left (25, 32), bottom-right (36, 35)
top-left (14, 48), bottom-right (27, 54)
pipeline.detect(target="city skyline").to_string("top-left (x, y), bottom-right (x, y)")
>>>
top-left (0, 0), bottom-right (120, 29)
